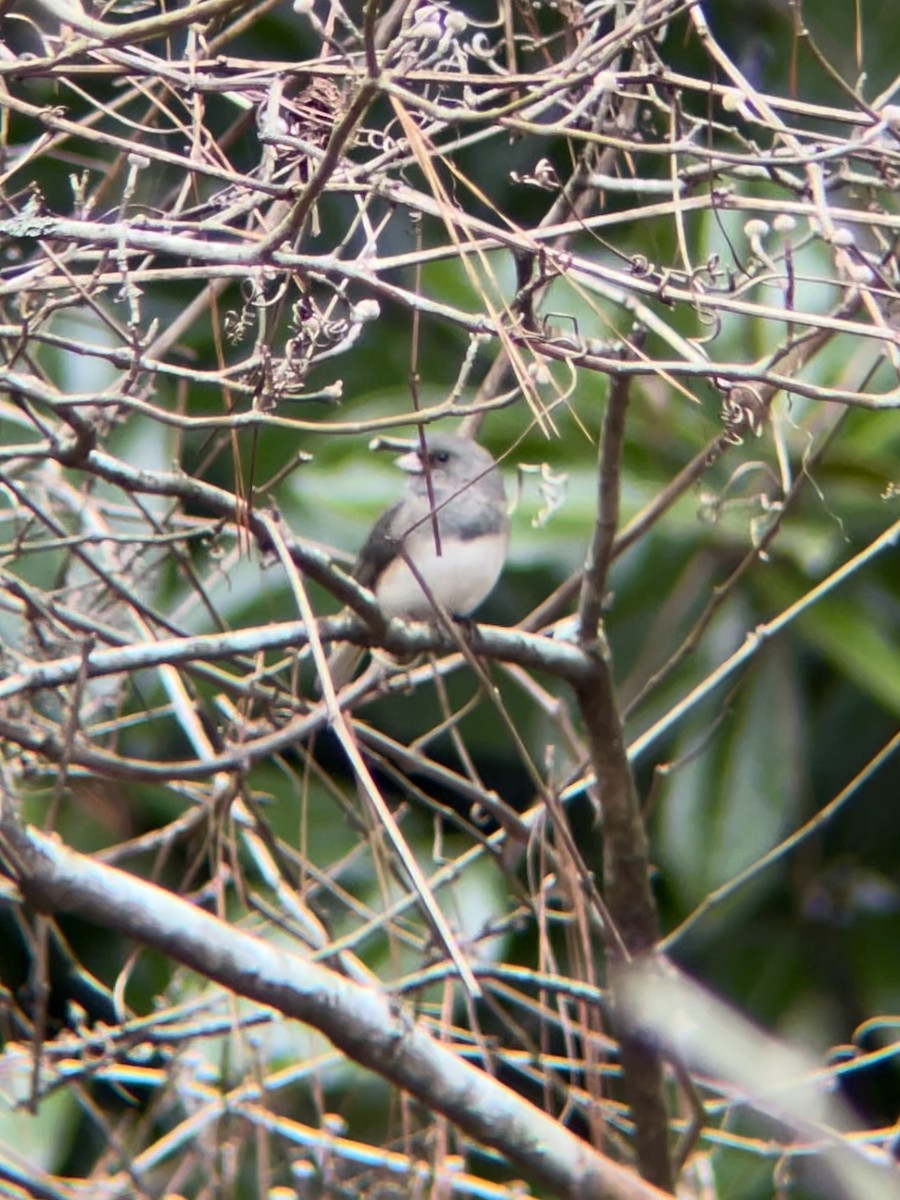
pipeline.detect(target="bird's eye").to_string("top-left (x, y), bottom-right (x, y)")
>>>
top-left (432, 449), bottom-right (450, 464)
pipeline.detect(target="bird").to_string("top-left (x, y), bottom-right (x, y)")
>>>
top-left (323, 432), bottom-right (509, 690)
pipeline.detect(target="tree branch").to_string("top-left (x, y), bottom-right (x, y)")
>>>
top-left (0, 809), bottom-right (673, 1200)
top-left (575, 372), bottom-right (673, 1191)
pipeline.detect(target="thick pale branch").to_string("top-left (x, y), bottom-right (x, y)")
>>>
top-left (0, 813), bottom-right (673, 1200)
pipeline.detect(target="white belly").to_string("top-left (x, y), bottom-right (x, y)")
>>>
top-left (375, 531), bottom-right (507, 620)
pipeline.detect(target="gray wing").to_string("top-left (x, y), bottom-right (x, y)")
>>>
top-left (323, 502), bottom-right (406, 690)
top-left (352, 500), bottom-right (407, 589)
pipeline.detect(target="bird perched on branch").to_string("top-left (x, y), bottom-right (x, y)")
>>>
top-left (323, 432), bottom-right (509, 690)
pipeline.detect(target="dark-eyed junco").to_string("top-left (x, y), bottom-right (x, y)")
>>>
top-left (324, 432), bottom-right (509, 689)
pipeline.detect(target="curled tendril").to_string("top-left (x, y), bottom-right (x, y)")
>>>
top-left (541, 311), bottom-right (586, 355)
top-left (630, 254), bottom-right (653, 278)
top-left (468, 31), bottom-right (499, 61)
top-left (510, 158), bottom-right (560, 191)
top-left (720, 385), bottom-right (766, 444)
top-left (513, 462), bottom-right (570, 528)
top-left (224, 308), bottom-right (253, 345)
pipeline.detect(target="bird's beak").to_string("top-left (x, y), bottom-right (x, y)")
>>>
top-left (395, 449), bottom-right (423, 474)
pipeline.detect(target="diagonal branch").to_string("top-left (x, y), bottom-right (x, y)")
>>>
top-left (0, 809), bottom-right (674, 1200)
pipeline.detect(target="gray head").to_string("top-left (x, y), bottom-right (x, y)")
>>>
top-left (395, 434), bottom-right (505, 504)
